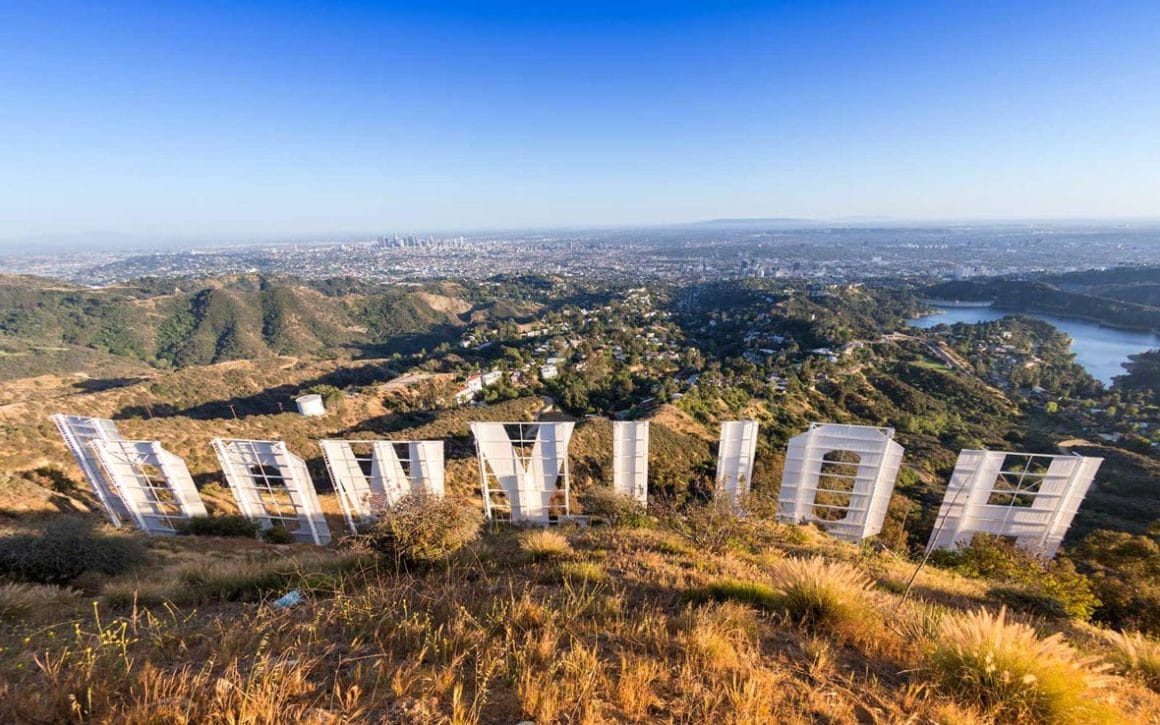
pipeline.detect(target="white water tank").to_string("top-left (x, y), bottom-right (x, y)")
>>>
top-left (295, 394), bottom-right (326, 417)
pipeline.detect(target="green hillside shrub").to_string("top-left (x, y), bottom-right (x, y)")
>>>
top-left (0, 517), bottom-right (146, 585)
top-left (931, 535), bottom-right (1099, 621)
top-left (578, 487), bottom-right (648, 527)
top-left (662, 499), bottom-right (749, 554)
top-left (357, 493), bottom-right (482, 568)
top-left (1069, 529), bottom-right (1160, 636)
top-left (259, 526), bottom-right (297, 545)
top-left (177, 515), bottom-right (260, 539)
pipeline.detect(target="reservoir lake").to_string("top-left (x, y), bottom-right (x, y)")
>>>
top-left (909, 306), bottom-right (1160, 385)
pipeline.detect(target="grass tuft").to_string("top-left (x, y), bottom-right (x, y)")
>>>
top-left (559, 561), bottom-right (607, 585)
top-left (769, 555), bottom-right (877, 642)
top-left (693, 578), bottom-right (782, 611)
top-left (928, 606), bottom-right (1115, 722)
top-left (679, 601), bottom-right (759, 676)
top-left (0, 582), bottom-right (81, 618)
top-left (1102, 630), bottom-right (1160, 690)
top-left (519, 529), bottom-right (573, 560)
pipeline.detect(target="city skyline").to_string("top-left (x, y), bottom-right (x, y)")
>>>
top-left (2, 1), bottom-right (1159, 242)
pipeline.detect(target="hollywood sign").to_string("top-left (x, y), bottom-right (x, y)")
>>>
top-left (777, 423), bottom-right (904, 543)
top-left (211, 438), bottom-right (332, 545)
top-left (52, 414), bottom-right (1101, 557)
top-left (612, 421), bottom-right (649, 504)
top-left (471, 421), bottom-right (574, 524)
top-left (925, 449), bottom-right (1102, 559)
top-left (320, 439), bottom-right (445, 532)
top-left (716, 420), bottom-right (758, 505)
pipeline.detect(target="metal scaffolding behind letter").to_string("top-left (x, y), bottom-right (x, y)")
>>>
top-left (470, 421), bottom-right (574, 524)
top-left (92, 439), bottom-right (208, 535)
top-left (777, 422), bottom-right (904, 543)
top-left (715, 420), bottom-right (759, 505)
top-left (320, 439), bottom-right (445, 533)
top-left (51, 414), bottom-right (131, 526)
top-left (925, 450), bottom-right (1102, 559)
top-left (211, 438), bottom-right (331, 545)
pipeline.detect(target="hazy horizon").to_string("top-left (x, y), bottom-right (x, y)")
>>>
top-left (5, 215), bottom-right (1160, 255)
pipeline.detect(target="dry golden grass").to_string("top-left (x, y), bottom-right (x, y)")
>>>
top-left (99, 549), bottom-right (367, 609)
top-left (695, 578), bottom-right (782, 611)
top-left (517, 528), bottom-right (573, 560)
top-left (0, 521), bottom-right (1155, 723)
top-left (0, 581), bottom-right (80, 618)
top-left (928, 606), bottom-right (1116, 723)
top-left (768, 555), bottom-right (882, 645)
top-left (614, 652), bottom-right (665, 721)
top-left (1102, 629), bottom-right (1160, 690)
top-left (559, 560), bottom-right (608, 585)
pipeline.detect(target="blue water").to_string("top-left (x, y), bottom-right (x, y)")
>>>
top-left (910, 306), bottom-right (1160, 385)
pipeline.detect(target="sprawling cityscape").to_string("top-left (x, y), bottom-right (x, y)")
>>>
top-left (5, 220), bottom-right (1159, 286)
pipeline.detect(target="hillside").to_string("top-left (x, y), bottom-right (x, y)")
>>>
top-left (0, 315), bottom-right (1147, 548)
top-left (2, 354), bottom-right (1159, 722)
top-left (0, 357), bottom-right (714, 525)
top-left (1, 270), bottom-right (1158, 722)
top-left (153, 282), bottom-right (359, 366)
top-left (2, 513), bottom-right (1160, 722)
top-left (0, 286), bottom-right (1158, 722)
top-left (0, 274), bottom-right (542, 379)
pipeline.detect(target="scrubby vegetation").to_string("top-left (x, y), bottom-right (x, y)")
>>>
top-left (355, 493), bottom-right (483, 568)
top-left (931, 534), bottom-right (1100, 621)
top-left (0, 274), bottom-right (543, 376)
top-left (0, 512), bottom-right (1156, 723)
top-left (176, 513), bottom-right (260, 538)
top-left (0, 516), bottom-right (146, 585)
top-left (659, 498), bottom-right (753, 554)
top-left (517, 529), bottom-right (573, 560)
top-left (259, 525), bottom-right (297, 545)
top-left (577, 486), bottom-right (648, 527)
top-left (1069, 528), bottom-right (1160, 636)
top-left (928, 607), bottom-right (1114, 722)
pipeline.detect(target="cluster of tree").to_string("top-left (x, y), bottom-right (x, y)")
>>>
top-left (1068, 527), bottom-right (1160, 635)
top-left (927, 317), bottom-right (1101, 398)
top-left (1115, 349), bottom-right (1160, 392)
top-left (0, 286), bottom-right (148, 360)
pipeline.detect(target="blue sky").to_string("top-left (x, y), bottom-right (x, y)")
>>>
top-left (1, 1), bottom-right (1158, 242)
